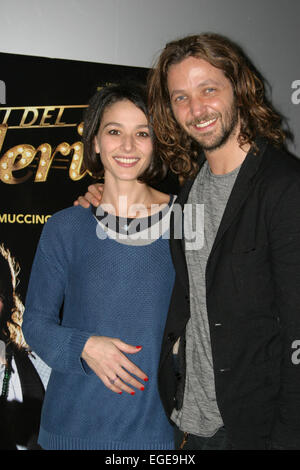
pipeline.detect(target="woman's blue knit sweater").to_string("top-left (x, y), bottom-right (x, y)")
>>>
top-left (22, 205), bottom-right (175, 450)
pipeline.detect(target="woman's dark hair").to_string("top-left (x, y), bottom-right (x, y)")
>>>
top-left (82, 82), bottom-right (167, 184)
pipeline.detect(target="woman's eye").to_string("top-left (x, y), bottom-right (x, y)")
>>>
top-left (108, 129), bottom-right (120, 135)
top-left (137, 131), bottom-right (149, 138)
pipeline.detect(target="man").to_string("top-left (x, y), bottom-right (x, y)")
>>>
top-left (77, 33), bottom-right (300, 450)
top-left (0, 244), bottom-right (51, 449)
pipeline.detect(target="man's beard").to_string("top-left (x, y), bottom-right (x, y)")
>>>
top-left (187, 100), bottom-right (239, 152)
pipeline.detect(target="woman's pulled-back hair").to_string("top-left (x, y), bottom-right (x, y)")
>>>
top-left (82, 81), bottom-right (167, 184)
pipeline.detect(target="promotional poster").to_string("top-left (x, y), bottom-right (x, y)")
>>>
top-left (0, 52), bottom-right (148, 449)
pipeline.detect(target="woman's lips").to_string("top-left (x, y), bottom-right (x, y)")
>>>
top-left (113, 156), bottom-right (140, 167)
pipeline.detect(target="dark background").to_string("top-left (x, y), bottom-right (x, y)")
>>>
top-left (0, 52), bottom-right (149, 300)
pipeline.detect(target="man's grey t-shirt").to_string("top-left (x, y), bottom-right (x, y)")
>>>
top-left (171, 160), bottom-right (241, 437)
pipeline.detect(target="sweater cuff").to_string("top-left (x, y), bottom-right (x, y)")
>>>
top-left (68, 330), bottom-right (96, 376)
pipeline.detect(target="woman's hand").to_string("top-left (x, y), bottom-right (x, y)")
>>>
top-left (81, 336), bottom-right (148, 395)
top-left (74, 183), bottom-right (104, 208)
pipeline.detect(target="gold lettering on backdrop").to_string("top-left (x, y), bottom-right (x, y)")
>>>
top-left (55, 107), bottom-right (66, 126)
top-left (20, 108), bottom-right (39, 127)
top-left (0, 125), bottom-right (36, 183)
top-left (0, 105), bottom-right (81, 129)
top-left (34, 143), bottom-right (52, 182)
top-left (0, 124), bottom-right (7, 152)
top-left (2, 109), bottom-right (12, 125)
top-left (34, 137), bottom-right (85, 182)
top-left (0, 105), bottom-right (93, 184)
top-left (40, 107), bottom-right (56, 126)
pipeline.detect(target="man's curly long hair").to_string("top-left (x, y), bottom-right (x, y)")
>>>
top-left (148, 33), bottom-right (287, 182)
top-left (0, 244), bottom-right (27, 349)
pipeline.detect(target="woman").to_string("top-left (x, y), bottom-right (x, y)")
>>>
top-left (22, 83), bottom-right (176, 450)
top-left (0, 244), bottom-right (50, 450)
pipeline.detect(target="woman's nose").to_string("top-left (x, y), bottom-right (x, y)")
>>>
top-left (121, 134), bottom-right (135, 152)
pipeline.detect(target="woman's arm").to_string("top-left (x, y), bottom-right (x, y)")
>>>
top-left (22, 239), bottom-right (94, 376)
top-left (23, 216), bottom-right (148, 394)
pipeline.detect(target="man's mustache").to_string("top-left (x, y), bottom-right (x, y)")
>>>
top-left (187, 113), bottom-right (220, 127)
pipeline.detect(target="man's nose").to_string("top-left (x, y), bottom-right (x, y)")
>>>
top-left (189, 95), bottom-right (206, 117)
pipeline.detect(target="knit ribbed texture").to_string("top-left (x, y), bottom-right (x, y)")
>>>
top-left (39, 427), bottom-right (173, 450)
top-left (23, 206), bottom-right (175, 450)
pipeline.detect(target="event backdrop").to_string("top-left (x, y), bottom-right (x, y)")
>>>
top-left (0, 52), bottom-right (148, 449)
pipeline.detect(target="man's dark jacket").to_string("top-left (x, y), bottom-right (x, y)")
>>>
top-left (158, 139), bottom-right (300, 450)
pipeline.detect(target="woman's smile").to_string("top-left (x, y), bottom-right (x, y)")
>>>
top-left (113, 156), bottom-right (140, 167)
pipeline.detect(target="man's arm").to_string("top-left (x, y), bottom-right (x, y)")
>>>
top-left (269, 179), bottom-right (300, 449)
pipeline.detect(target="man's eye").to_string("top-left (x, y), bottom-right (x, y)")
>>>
top-left (205, 88), bottom-right (216, 94)
top-left (174, 95), bottom-right (186, 103)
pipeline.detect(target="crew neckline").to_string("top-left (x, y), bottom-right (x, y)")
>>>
top-left (205, 161), bottom-right (242, 178)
